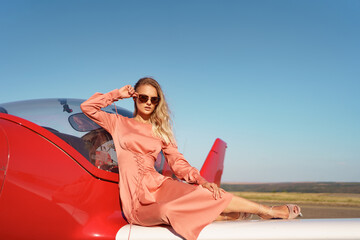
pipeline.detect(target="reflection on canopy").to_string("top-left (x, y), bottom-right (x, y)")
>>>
top-left (0, 99), bottom-right (133, 173)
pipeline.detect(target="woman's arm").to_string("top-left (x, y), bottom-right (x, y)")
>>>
top-left (162, 142), bottom-right (207, 185)
top-left (162, 142), bottom-right (224, 199)
top-left (80, 85), bottom-right (137, 134)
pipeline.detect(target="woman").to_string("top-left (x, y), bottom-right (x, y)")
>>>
top-left (81, 77), bottom-right (301, 240)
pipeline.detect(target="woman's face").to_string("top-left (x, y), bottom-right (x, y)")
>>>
top-left (134, 84), bottom-right (159, 119)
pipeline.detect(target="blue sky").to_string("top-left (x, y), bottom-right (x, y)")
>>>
top-left (1, 0), bottom-right (359, 182)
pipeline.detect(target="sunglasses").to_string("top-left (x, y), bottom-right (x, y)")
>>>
top-left (137, 94), bottom-right (160, 104)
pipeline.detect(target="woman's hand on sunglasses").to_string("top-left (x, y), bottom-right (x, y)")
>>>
top-left (118, 85), bottom-right (138, 99)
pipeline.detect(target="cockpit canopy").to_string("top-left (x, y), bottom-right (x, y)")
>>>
top-left (0, 99), bottom-right (139, 173)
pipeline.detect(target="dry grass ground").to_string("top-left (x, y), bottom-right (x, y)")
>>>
top-left (231, 191), bottom-right (360, 207)
top-left (231, 192), bottom-right (360, 219)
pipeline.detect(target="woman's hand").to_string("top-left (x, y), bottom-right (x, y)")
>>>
top-left (118, 85), bottom-right (138, 99)
top-left (201, 181), bottom-right (224, 200)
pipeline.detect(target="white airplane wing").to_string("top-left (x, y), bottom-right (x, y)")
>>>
top-left (116, 218), bottom-right (360, 240)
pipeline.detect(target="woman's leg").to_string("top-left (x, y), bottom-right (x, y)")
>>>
top-left (216, 212), bottom-right (240, 221)
top-left (216, 212), bottom-right (252, 221)
top-left (222, 195), bottom-right (295, 219)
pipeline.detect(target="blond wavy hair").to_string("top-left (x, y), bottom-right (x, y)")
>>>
top-left (134, 77), bottom-right (174, 144)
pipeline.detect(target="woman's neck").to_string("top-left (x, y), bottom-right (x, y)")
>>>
top-left (134, 114), bottom-right (151, 124)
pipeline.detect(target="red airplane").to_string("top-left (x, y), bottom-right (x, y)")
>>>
top-left (1, 98), bottom-right (359, 240)
top-left (0, 98), bottom-right (226, 240)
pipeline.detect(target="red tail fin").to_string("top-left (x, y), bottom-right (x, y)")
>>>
top-left (200, 138), bottom-right (227, 186)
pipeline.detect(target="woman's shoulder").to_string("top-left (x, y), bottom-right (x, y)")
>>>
top-left (115, 114), bottom-right (133, 123)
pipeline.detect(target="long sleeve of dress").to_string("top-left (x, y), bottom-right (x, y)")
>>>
top-left (162, 142), bottom-right (207, 185)
top-left (80, 89), bottom-right (122, 134)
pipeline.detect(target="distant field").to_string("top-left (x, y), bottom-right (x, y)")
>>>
top-left (229, 191), bottom-right (360, 218)
top-left (223, 182), bottom-right (360, 217)
top-left (231, 192), bottom-right (360, 207)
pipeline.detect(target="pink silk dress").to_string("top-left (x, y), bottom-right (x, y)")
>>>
top-left (81, 89), bottom-right (233, 240)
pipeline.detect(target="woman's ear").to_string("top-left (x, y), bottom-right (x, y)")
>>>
top-left (133, 97), bottom-right (137, 109)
